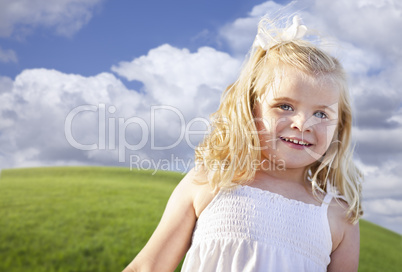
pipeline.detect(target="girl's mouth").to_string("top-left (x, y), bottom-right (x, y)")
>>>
top-left (279, 137), bottom-right (312, 147)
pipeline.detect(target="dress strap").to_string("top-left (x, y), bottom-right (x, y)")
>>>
top-left (320, 193), bottom-right (333, 212)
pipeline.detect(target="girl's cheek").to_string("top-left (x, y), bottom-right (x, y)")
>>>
top-left (316, 125), bottom-right (336, 148)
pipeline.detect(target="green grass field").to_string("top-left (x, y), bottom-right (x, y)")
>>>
top-left (0, 167), bottom-right (401, 272)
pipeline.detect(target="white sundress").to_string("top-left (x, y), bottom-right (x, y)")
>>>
top-left (181, 185), bottom-right (334, 272)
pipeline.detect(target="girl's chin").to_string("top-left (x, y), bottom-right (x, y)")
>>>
top-left (261, 153), bottom-right (320, 170)
top-left (276, 143), bottom-right (327, 163)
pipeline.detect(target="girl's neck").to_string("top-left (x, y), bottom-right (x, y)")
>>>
top-left (254, 161), bottom-right (308, 187)
top-left (251, 167), bottom-right (312, 198)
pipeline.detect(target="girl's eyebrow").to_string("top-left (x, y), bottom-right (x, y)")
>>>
top-left (272, 96), bottom-right (297, 104)
top-left (317, 105), bottom-right (337, 114)
top-left (272, 96), bottom-right (337, 114)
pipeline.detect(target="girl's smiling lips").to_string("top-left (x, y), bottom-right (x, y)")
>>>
top-left (279, 136), bottom-right (313, 150)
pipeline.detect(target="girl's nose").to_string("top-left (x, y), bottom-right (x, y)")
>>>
top-left (291, 113), bottom-right (312, 132)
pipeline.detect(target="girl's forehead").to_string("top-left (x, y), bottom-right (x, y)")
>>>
top-left (261, 67), bottom-right (340, 102)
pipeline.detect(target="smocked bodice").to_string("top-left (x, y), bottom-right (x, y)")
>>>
top-left (181, 185), bottom-right (333, 272)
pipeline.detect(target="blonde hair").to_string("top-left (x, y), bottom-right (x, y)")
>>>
top-left (195, 25), bottom-right (363, 224)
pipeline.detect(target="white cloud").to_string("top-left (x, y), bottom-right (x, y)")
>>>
top-left (112, 44), bottom-right (241, 115)
top-left (335, 42), bottom-right (383, 78)
top-left (0, 68), bottom-right (144, 168)
top-left (0, 46), bottom-right (17, 63)
top-left (219, 16), bottom-right (259, 56)
top-left (111, 44), bottom-right (241, 165)
top-left (310, 0), bottom-right (402, 58)
top-left (0, 75), bottom-right (13, 93)
top-left (249, 1), bottom-right (286, 17)
top-left (0, 44), bottom-right (241, 171)
top-left (364, 198), bottom-right (402, 216)
top-left (0, 0), bottom-right (103, 38)
top-left (359, 161), bottom-right (402, 200)
top-left (218, 0), bottom-right (402, 66)
top-left (218, 0), bottom-right (295, 56)
top-left (353, 127), bottom-right (402, 165)
top-left (363, 187), bottom-right (402, 235)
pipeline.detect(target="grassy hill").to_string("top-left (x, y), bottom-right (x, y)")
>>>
top-left (0, 166), bottom-right (400, 272)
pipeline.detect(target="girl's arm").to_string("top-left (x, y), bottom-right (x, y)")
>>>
top-left (327, 208), bottom-right (360, 272)
top-left (122, 168), bottom-right (205, 272)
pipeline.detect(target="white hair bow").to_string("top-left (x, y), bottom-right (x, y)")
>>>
top-left (255, 15), bottom-right (308, 51)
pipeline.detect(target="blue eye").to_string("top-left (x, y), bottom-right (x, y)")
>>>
top-left (279, 104), bottom-right (293, 111)
top-left (314, 111), bottom-right (328, 119)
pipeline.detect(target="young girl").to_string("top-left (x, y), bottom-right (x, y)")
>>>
top-left (123, 15), bottom-right (363, 272)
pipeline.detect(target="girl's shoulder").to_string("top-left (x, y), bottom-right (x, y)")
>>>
top-left (327, 196), bottom-right (358, 252)
top-left (327, 196), bottom-right (360, 270)
top-left (182, 166), bottom-right (217, 218)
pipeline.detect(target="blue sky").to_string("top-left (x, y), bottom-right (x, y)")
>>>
top-left (0, 0), bottom-right (401, 235)
top-left (0, 0), bottom-right (285, 79)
